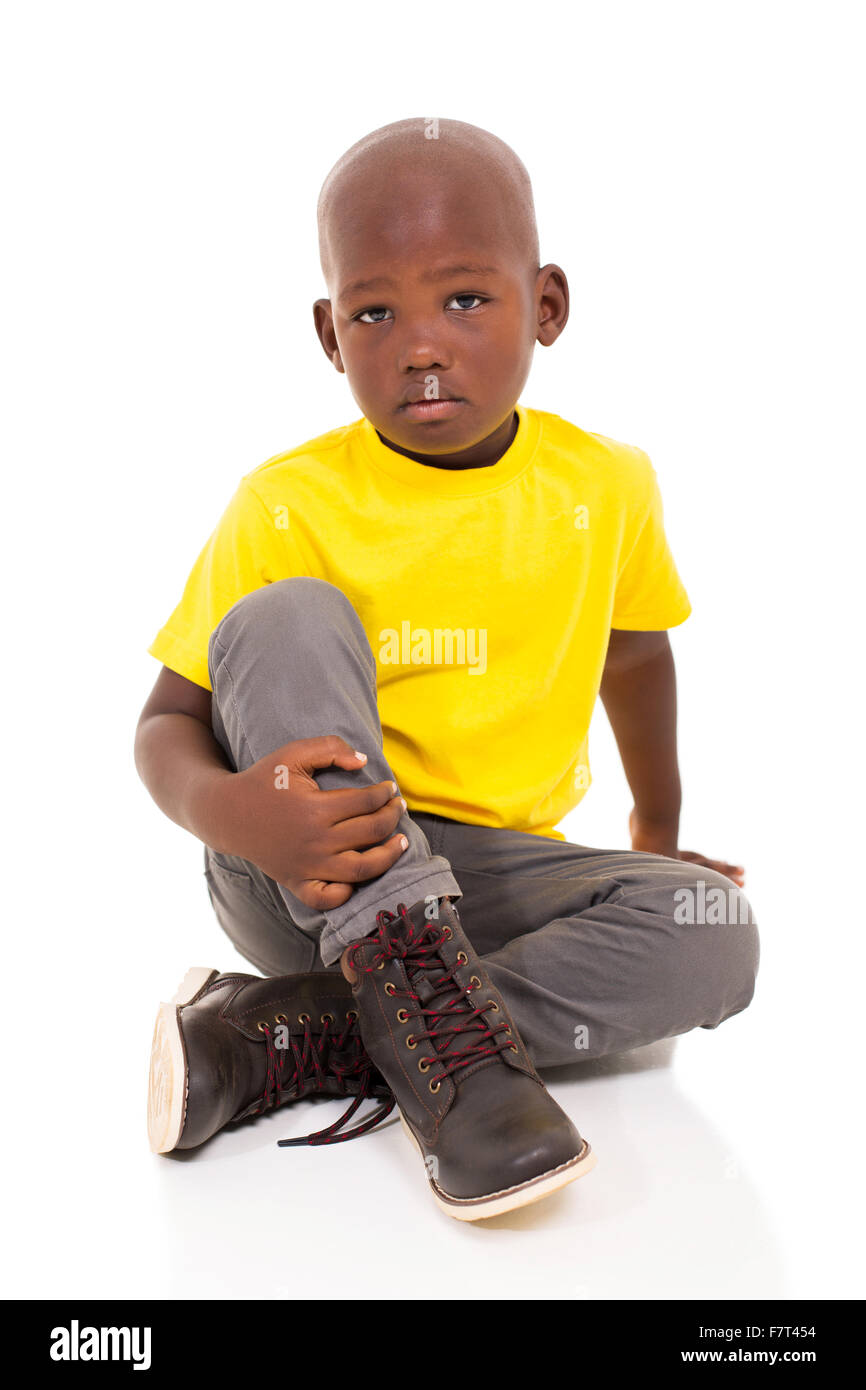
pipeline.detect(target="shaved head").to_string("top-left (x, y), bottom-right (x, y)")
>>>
top-left (317, 117), bottom-right (540, 289)
top-left (311, 116), bottom-right (568, 469)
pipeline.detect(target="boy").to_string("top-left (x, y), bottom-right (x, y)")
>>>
top-left (135, 118), bottom-right (758, 1221)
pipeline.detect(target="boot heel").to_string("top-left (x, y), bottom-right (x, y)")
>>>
top-left (147, 968), bottom-right (219, 1154)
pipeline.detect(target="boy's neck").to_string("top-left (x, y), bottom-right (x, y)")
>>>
top-left (374, 409), bottom-right (518, 471)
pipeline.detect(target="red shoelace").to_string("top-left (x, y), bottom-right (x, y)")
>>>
top-left (347, 903), bottom-right (515, 1086)
top-left (253, 1011), bottom-right (396, 1147)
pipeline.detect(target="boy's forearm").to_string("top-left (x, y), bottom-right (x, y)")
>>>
top-left (599, 641), bottom-right (682, 835)
top-left (134, 713), bottom-right (236, 852)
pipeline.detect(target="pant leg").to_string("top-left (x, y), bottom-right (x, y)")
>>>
top-left (205, 577), bottom-right (461, 967)
top-left (423, 817), bottom-right (759, 1068)
top-left (203, 812), bottom-right (452, 977)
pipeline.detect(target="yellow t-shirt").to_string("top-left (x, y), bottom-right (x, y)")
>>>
top-left (148, 403), bottom-right (691, 841)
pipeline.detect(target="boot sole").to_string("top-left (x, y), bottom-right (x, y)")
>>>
top-left (399, 1112), bottom-right (597, 1221)
top-left (147, 966), bottom-right (220, 1154)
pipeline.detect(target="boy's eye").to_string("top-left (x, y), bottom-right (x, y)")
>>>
top-left (354, 293), bottom-right (486, 323)
top-left (446, 293), bottom-right (485, 310)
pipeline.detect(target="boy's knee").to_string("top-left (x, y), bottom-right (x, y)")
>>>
top-left (672, 862), bottom-right (756, 929)
top-left (209, 577), bottom-right (354, 657)
top-left (622, 859), bottom-right (759, 1026)
top-left (715, 912), bottom-right (759, 1021)
top-left (678, 868), bottom-right (759, 1025)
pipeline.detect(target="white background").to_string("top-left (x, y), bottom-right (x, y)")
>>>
top-left (2, 0), bottom-right (863, 1300)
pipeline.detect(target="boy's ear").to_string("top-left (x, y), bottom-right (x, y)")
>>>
top-left (534, 264), bottom-right (569, 346)
top-left (313, 298), bottom-right (345, 373)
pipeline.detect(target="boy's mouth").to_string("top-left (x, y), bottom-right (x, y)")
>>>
top-left (398, 385), bottom-right (466, 423)
top-left (398, 398), bottom-right (466, 422)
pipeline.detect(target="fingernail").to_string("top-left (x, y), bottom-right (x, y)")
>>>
top-left (391, 781), bottom-right (398, 794)
top-left (400, 797), bottom-right (407, 810)
top-left (354, 751), bottom-right (367, 761)
top-left (400, 836), bottom-right (408, 850)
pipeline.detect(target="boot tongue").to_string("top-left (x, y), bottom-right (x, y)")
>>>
top-left (395, 900), bottom-right (485, 1068)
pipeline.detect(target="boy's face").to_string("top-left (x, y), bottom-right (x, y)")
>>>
top-left (314, 167), bottom-right (568, 465)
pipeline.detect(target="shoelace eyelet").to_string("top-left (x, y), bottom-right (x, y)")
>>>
top-left (456, 951), bottom-right (468, 965)
top-left (321, 1013), bottom-right (334, 1025)
top-left (429, 1078), bottom-right (441, 1094)
top-left (396, 1008), bottom-right (409, 1023)
top-left (418, 1057), bottom-right (431, 1073)
top-left (406, 1035), bottom-right (418, 1049)
top-left (384, 982), bottom-right (396, 996)
top-left (298, 1012), bottom-right (310, 1024)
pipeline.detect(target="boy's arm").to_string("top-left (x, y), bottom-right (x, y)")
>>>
top-left (134, 666), bottom-right (237, 853)
top-left (134, 666), bottom-right (408, 906)
top-left (599, 630), bottom-right (744, 885)
top-left (600, 630), bottom-right (681, 848)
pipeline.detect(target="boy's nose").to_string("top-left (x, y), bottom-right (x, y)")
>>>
top-left (396, 328), bottom-right (454, 374)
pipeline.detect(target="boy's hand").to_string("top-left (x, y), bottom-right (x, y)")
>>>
top-left (212, 736), bottom-right (408, 910)
top-left (629, 809), bottom-right (745, 887)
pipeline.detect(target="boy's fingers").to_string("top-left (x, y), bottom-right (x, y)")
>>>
top-left (681, 849), bottom-right (744, 871)
top-left (325, 834), bottom-right (409, 886)
top-left (679, 849), bottom-right (746, 887)
top-left (326, 794), bottom-right (406, 851)
top-left (711, 860), bottom-right (745, 880)
top-left (286, 878), bottom-right (356, 911)
top-left (287, 830), bottom-right (408, 906)
top-left (282, 735), bottom-right (373, 774)
top-left (315, 779), bottom-right (402, 825)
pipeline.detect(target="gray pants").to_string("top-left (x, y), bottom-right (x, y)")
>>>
top-left (203, 578), bottom-right (759, 1069)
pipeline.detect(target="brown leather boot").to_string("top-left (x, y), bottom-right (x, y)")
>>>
top-left (341, 896), bottom-right (597, 1220)
top-left (147, 967), bottom-right (393, 1153)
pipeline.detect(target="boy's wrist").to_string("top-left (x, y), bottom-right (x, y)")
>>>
top-left (186, 766), bottom-right (240, 854)
top-left (629, 806), bottom-right (680, 856)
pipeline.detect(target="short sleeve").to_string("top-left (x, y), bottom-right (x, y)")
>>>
top-left (610, 454), bottom-right (692, 630)
top-left (147, 477), bottom-right (297, 689)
